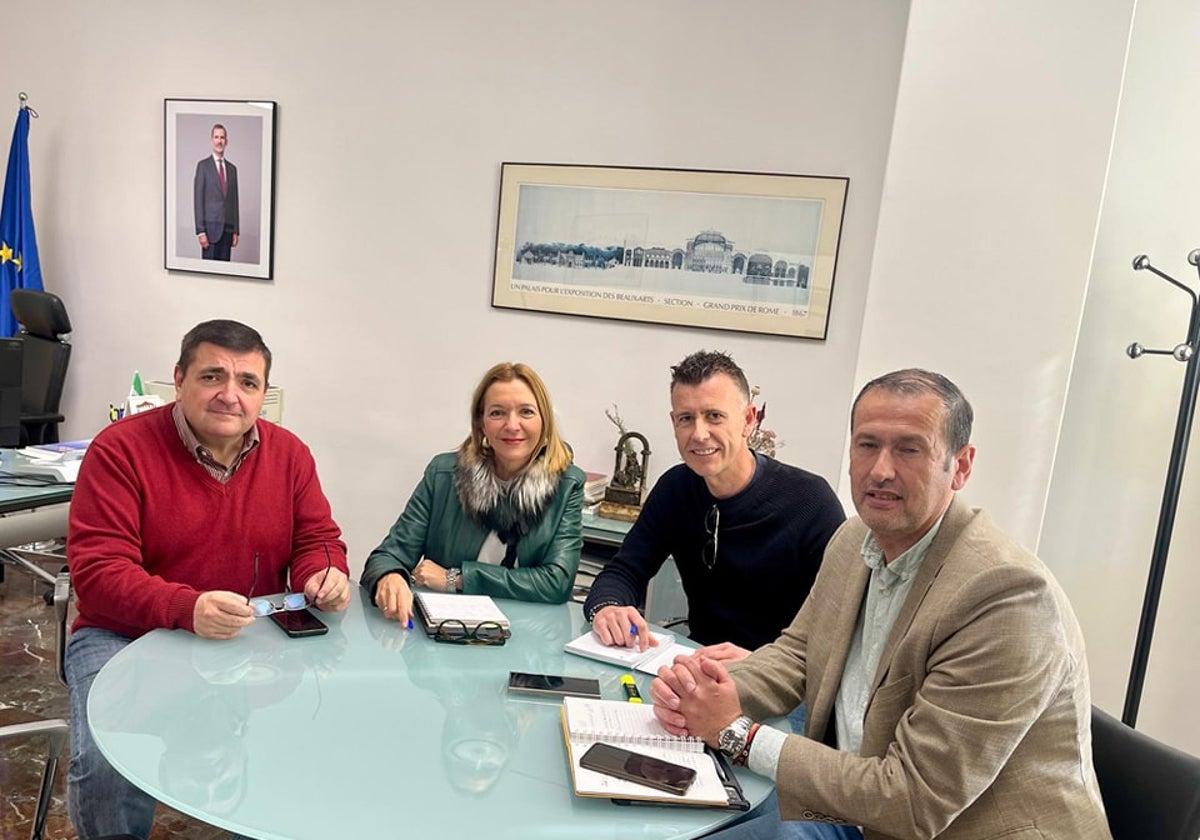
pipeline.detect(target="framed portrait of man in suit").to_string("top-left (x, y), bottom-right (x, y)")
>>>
top-left (164, 98), bottom-right (276, 280)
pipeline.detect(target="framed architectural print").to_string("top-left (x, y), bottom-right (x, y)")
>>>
top-left (492, 163), bottom-right (848, 339)
top-left (164, 98), bottom-right (276, 280)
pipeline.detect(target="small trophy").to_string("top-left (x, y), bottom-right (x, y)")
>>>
top-left (598, 431), bottom-right (650, 522)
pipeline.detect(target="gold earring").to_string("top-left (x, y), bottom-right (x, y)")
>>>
top-left (481, 437), bottom-right (491, 450)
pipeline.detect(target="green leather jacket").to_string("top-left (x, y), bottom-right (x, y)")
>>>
top-left (361, 452), bottom-right (585, 603)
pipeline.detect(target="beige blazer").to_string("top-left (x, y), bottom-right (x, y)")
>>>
top-left (729, 497), bottom-right (1111, 840)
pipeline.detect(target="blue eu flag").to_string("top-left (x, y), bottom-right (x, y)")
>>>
top-left (0, 107), bottom-right (44, 337)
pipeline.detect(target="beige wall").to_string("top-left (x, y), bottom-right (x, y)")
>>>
top-left (4, 0), bottom-right (909, 570)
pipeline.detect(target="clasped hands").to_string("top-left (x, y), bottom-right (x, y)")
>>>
top-left (651, 651), bottom-right (745, 746)
top-left (193, 566), bottom-right (351, 640)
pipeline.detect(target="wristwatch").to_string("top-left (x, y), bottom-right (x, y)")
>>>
top-left (445, 567), bottom-right (461, 593)
top-left (716, 715), bottom-right (754, 759)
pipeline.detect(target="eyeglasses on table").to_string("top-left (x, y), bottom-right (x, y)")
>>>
top-left (431, 619), bottom-right (509, 646)
top-left (246, 546), bottom-right (333, 617)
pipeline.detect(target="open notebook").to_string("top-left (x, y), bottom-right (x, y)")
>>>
top-left (564, 628), bottom-right (689, 675)
top-left (560, 697), bottom-right (748, 809)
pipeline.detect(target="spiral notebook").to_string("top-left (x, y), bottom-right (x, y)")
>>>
top-left (412, 592), bottom-right (510, 634)
top-left (559, 697), bottom-right (748, 809)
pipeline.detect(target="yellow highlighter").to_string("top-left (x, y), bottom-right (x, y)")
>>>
top-left (620, 674), bottom-right (643, 703)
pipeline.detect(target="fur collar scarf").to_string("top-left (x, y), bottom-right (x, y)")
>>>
top-left (455, 447), bottom-right (560, 564)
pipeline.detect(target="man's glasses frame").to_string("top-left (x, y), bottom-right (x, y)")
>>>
top-left (247, 546), bottom-right (333, 617)
top-left (702, 504), bottom-right (720, 570)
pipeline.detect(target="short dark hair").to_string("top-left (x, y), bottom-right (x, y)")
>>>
top-left (852, 368), bottom-right (973, 457)
top-left (177, 320), bottom-right (272, 383)
top-left (211, 123), bottom-right (226, 137)
top-left (669, 350), bottom-right (751, 401)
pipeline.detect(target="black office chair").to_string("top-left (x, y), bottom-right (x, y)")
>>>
top-left (9, 289), bottom-right (73, 446)
top-left (1091, 705), bottom-right (1200, 840)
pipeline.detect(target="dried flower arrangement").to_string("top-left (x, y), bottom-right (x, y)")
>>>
top-left (747, 385), bottom-right (782, 458)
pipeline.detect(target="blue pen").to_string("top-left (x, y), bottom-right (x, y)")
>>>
top-left (630, 625), bottom-right (638, 636)
top-left (407, 618), bottom-right (414, 630)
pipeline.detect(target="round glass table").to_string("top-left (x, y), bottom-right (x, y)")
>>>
top-left (88, 589), bottom-right (774, 839)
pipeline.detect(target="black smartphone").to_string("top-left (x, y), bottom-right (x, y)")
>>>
top-left (579, 742), bottom-right (697, 796)
top-left (507, 671), bottom-right (602, 699)
top-left (269, 609), bottom-right (328, 637)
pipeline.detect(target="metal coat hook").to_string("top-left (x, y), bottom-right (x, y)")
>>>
top-left (18, 91), bottom-right (38, 118)
top-left (1121, 249), bottom-right (1200, 728)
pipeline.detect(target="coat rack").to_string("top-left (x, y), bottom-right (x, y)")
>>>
top-left (1121, 249), bottom-right (1200, 727)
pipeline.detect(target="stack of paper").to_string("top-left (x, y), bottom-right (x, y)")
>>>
top-left (18, 440), bottom-right (91, 462)
top-left (583, 471), bottom-right (608, 505)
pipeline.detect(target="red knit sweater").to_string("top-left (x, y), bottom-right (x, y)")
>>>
top-left (68, 404), bottom-right (347, 638)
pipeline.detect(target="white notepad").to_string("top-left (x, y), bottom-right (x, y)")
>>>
top-left (564, 628), bottom-right (688, 675)
top-left (413, 592), bottom-right (510, 631)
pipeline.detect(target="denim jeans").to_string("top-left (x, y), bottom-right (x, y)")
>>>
top-left (787, 702), bottom-right (808, 734)
top-left (708, 792), bottom-right (863, 840)
top-left (66, 626), bottom-right (158, 840)
top-left (706, 704), bottom-right (860, 840)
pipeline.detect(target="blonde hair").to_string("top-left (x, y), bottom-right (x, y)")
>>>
top-left (460, 362), bottom-right (572, 475)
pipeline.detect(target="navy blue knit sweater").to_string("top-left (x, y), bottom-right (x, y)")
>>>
top-left (584, 454), bottom-right (845, 650)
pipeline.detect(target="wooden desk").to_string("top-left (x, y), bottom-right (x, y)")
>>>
top-left (87, 594), bottom-right (774, 839)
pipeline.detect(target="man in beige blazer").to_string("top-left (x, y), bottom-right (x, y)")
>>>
top-left (652, 369), bottom-right (1110, 840)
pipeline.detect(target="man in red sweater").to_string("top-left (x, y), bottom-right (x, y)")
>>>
top-left (64, 319), bottom-right (351, 840)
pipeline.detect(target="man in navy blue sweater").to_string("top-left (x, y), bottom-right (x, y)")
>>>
top-left (584, 351), bottom-right (844, 660)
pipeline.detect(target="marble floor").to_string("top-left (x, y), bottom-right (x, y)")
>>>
top-left (0, 558), bottom-right (225, 840)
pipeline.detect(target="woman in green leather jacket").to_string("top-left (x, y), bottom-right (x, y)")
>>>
top-left (362, 362), bottom-right (585, 625)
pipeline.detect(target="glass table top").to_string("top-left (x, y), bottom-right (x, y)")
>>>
top-left (88, 589), bottom-right (774, 839)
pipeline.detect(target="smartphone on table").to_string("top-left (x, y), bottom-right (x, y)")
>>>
top-left (507, 671), bottom-right (602, 699)
top-left (269, 608), bottom-right (328, 637)
top-left (579, 742), bottom-right (697, 796)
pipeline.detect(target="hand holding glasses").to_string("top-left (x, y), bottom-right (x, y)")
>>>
top-left (247, 546), bottom-right (333, 617)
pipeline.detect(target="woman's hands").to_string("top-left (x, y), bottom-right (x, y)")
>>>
top-left (375, 572), bottom-right (415, 625)
top-left (413, 559), bottom-right (451, 592)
